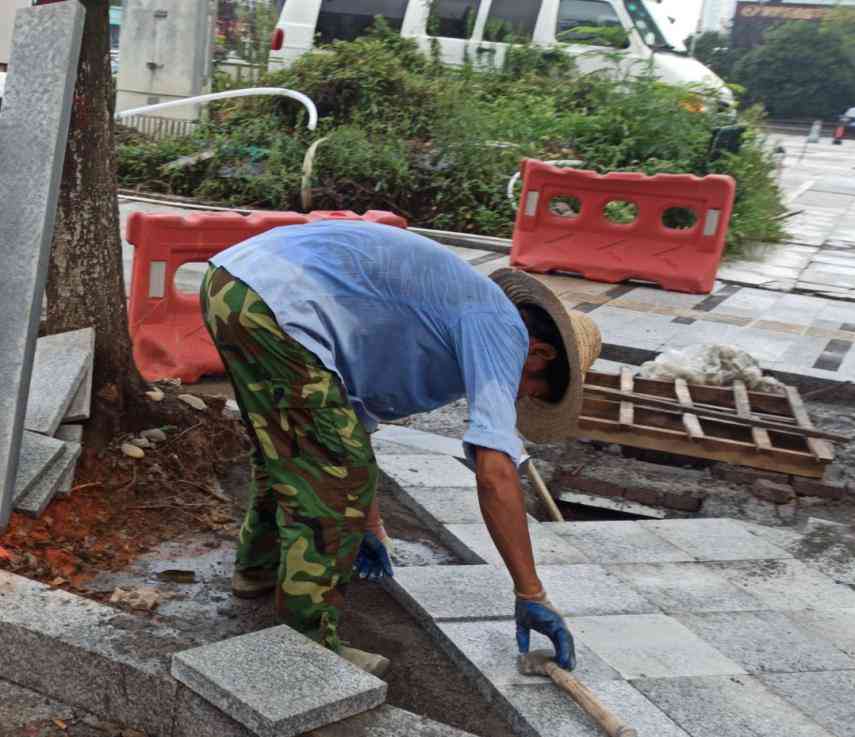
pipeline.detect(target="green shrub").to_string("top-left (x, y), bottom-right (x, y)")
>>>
top-left (118, 28), bottom-right (786, 254)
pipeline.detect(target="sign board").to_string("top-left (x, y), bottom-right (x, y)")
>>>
top-left (733, 1), bottom-right (836, 48)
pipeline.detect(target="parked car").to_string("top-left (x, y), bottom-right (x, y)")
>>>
top-left (269, 0), bottom-right (732, 104)
top-left (837, 107), bottom-right (855, 139)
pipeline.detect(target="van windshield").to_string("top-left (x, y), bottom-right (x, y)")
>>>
top-left (622, 1), bottom-right (686, 53)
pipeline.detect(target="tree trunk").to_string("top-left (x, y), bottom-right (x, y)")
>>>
top-left (45, 0), bottom-right (145, 447)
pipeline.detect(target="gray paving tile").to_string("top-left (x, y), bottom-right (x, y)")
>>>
top-left (315, 705), bottom-right (481, 737)
top-left (498, 680), bottom-right (691, 737)
top-left (25, 346), bottom-right (88, 436)
top-left (436, 619), bottom-right (620, 687)
top-left (389, 565), bottom-right (657, 623)
top-left (378, 454), bottom-right (476, 488)
top-left (710, 559), bottom-right (855, 610)
top-left (609, 562), bottom-right (766, 613)
top-left (572, 614), bottom-right (745, 679)
top-left (13, 431), bottom-right (65, 503)
top-left (372, 439), bottom-right (437, 456)
top-left (676, 610), bottom-right (855, 674)
top-left (634, 675), bottom-right (837, 737)
top-left (38, 328), bottom-right (95, 423)
top-left (14, 440), bottom-right (81, 517)
top-left (640, 519), bottom-right (793, 562)
top-left (556, 492), bottom-right (667, 519)
top-left (444, 523), bottom-right (589, 566)
top-left (373, 426), bottom-right (464, 458)
top-left (0, 0), bottom-right (85, 527)
top-left (541, 522), bottom-right (694, 564)
top-left (171, 625), bottom-right (386, 737)
top-left (393, 486), bottom-right (486, 525)
top-left (760, 671), bottom-right (855, 737)
top-left (788, 609), bottom-right (855, 657)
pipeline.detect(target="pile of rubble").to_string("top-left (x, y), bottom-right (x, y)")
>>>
top-left (12, 328), bottom-right (93, 517)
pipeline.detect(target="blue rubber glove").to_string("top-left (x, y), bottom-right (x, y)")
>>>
top-left (515, 594), bottom-right (576, 670)
top-left (354, 531), bottom-right (394, 580)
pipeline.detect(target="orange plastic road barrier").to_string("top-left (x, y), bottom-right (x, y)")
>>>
top-left (510, 160), bottom-right (736, 294)
top-left (127, 210), bottom-right (407, 383)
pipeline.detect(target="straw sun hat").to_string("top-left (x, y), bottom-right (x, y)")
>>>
top-left (490, 269), bottom-right (603, 443)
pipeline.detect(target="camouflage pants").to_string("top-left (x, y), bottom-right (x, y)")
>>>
top-left (200, 265), bottom-right (377, 651)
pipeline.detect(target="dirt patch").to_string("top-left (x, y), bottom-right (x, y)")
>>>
top-left (0, 384), bottom-right (250, 591)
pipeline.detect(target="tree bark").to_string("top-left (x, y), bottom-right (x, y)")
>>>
top-left (46, 0), bottom-right (145, 447)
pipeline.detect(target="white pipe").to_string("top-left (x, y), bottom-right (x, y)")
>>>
top-left (507, 160), bottom-right (584, 206)
top-left (115, 87), bottom-right (319, 130)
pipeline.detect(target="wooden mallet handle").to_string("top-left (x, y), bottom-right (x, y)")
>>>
top-left (544, 662), bottom-right (638, 737)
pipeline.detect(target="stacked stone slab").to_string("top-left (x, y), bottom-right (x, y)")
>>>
top-left (375, 426), bottom-right (855, 737)
top-left (0, 1), bottom-right (85, 530)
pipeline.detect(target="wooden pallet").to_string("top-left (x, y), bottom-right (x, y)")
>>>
top-left (577, 370), bottom-right (834, 479)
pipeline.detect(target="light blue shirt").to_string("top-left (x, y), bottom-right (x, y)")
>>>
top-left (211, 221), bottom-right (528, 465)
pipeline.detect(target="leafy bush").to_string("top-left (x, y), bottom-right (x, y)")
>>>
top-left (118, 27), bottom-right (786, 252)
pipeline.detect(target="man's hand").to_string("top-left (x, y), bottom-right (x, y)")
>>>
top-left (515, 593), bottom-right (576, 671)
top-left (354, 531), bottom-right (394, 580)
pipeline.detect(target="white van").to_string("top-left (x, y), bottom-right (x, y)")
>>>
top-left (269, 0), bottom-right (731, 103)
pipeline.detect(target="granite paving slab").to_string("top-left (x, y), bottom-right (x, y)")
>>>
top-left (640, 519), bottom-right (793, 562)
top-left (379, 454), bottom-right (476, 488)
top-left (557, 491), bottom-right (667, 519)
top-left (787, 609), bottom-right (855, 658)
top-left (760, 671), bottom-right (855, 737)
top-left (0, 1), bottom-right (85, 528)
top-left (444, 523), bottom-right (589, 565)
top-left (24, 346), bottom-right (88, 436)
top-left (541, 522), bottom-right (695, 564)
top-left (14, 440), bottom-right (80, 517)
top-left (374, 426), bottom-right (465, 459)
top-left (38, 328), bottom-right (96, 423)
top-left (389, 564), bottom-right (657, 623)
top-left (570, 614), bottom-right (746, 680)
top-left (634, 675), bottom-right (837, 737)
top-left (436, 619), bottom-right (620, 688)
top-left (392, 485), bottom-right (487, 526)
top-left (676, 610), bottom-right (855, 674)
top-left (314, 705), bottom-right (481, 737)
top-left (171, 625), bottom-right (387, 737)
top-left (13, 431), bottom-right (65, 503)
top-left (53, 424), bottom-right (82, 497)
top-left (608, 562), bottom-right (766, 613)
top-left (710, 558), bottom-right (855, 610)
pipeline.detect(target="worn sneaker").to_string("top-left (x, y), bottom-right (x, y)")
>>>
top-left (231, 569), bottom-right (277, 599)
top-left (339, 646), bottom-right (391, 677)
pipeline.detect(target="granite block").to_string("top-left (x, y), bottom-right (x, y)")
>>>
top-left (394, 485), bottom-right (486, 526)
top-left (172, 685), bottom-right (255, 737)
top-left (787, 609), bottom-right (855, 657)
top-left (379, 454), bottom-right (476, 488)
top-left (38, 328), bottom-right (95, 423)
top-left (14, 431), bottom-right (65, 503)
top-left (542, 522), bottom-right (695, 564)
top-left (498, 681), bottom-right (691, 737)
top-left (557, 491), bottom-right (667, 519)
top-left (389, 565), bottom-right (657, 623)
top-left (710, 559), bottom-right (855, 610)
top-left (372, 439), bottom-right (437, 456)
top-left (315, 706), bottom-right (482, 737)
top-left (0, 570), bottom-right (187, 736)
top-left (760, 671), bottom-right (855, 737)
top-left (436, 619), bottom-right (620, 687)
top-left (14, 439), bottom-right (80, 517)
top-left (609, 562), bottom-right (766, 613)
top-left (373, 426), bottom-right (465, 459)
top-left (634, 675), bottom-right (837, 737)
top-left (571, 614), bottom-right (746, 679)
top-left (56, 424), bottom-right (84, 444)
top-left (0, 679), bottom-right (76, 732)
top-left (677, 610), bottom-right (855, 674)
top-left (0, 1), bottom-right (85, 528)
top-left (171, 625), bottom-right (387, 737)
top-left (444, 523), bottom-right (589, 565)
top-left (53, 424), bottom-right (82, 496)
top-left (640, 519), bottom-right (793, 561)
top-left (25, 346), bottom-right (88, 436)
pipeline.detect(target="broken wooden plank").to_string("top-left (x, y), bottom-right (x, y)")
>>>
top-left (785, 386), bottom-right (835, 462)
top-left (733, 380), bottom-right (773, 452)
top-left (674, 379), bottom-right (705, 440)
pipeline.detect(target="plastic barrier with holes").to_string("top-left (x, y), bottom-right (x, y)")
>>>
top-left (127, 210), bottom-right (408, 383)
top-left (510, 160), bottom-right (736, 294)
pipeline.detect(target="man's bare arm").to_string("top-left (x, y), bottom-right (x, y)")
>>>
top-left (474, 447), bottom-right (542, 597)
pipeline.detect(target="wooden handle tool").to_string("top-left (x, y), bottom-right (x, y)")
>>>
top-left (519, 651), bottom-right (638, 737)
